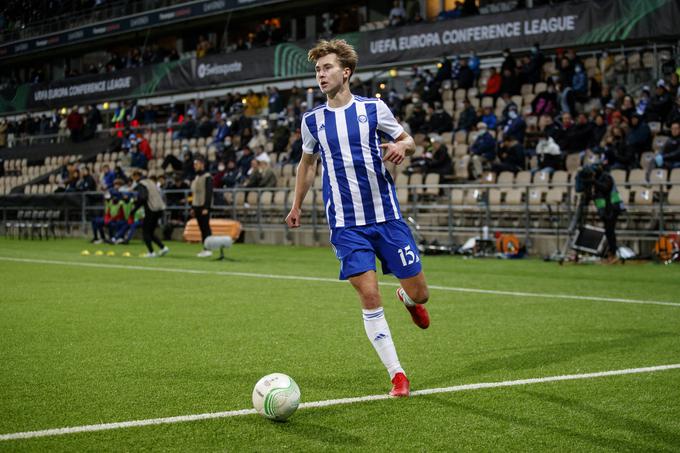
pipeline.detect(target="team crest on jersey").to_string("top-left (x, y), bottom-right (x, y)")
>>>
top-left (318, 123), bottom-right (325, 131)
top-left (358, 115), bottom-right (368, 123)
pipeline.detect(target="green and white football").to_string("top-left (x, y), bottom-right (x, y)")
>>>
top-left (252, 373), bottom-right (301, 421)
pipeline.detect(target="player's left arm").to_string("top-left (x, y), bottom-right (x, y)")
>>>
top-left (380, 132), bottom-right (415, 166)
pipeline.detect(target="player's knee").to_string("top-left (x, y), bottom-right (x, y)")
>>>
top-left (360, 290), bottom-right (382, 309)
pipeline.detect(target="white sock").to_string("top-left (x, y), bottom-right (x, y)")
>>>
top-left (362, 307), bottom-right (404, 379)
top-left (398, 287), bottom-right (416, 307)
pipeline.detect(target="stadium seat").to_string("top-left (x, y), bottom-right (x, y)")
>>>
top-left (610, 169), bottom-right (627, 186)
top-left (648, 168), bottom-right (668, 187)
top-left (628, 169), bottom-right (647, 185)
top-left (533, 171), bottom-right (551, 186)
top-left (514, 171), bottom-right (531, 186)
top-left (496, 171), bottom-right (514, 186)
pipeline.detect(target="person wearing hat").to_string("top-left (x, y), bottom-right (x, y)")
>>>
top-left (191, 156), bottom-right (213, 257)
top-left (131, 170), bottom-right (169, 257)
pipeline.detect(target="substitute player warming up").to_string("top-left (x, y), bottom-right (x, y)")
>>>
top-left (285, 39), bottom-right (430, 397)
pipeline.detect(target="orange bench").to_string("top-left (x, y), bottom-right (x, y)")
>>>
top-left (182, 219), bottom-right (242, 243)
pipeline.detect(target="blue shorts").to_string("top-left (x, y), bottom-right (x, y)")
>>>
top-left (329, 219), bottom-right (422, 280)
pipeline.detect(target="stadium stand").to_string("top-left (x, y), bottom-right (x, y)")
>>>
top-left (1, 0), bottom-right (679, 255)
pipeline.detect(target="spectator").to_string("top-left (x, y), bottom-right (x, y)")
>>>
top-left (667, 95), bottom-right (680, 127)
top-left (66, 107), bottom-right (84, 142)
top-left (457, 98), bottom-right (477, 132)
top-left (655, 122), bottom-right (680, 169)
top-left (480, 106), bottom-right (497, 129)
top-left (532, 82), bottom-right (558, 116)
top-left (499, 67), bottom-right (520, 96)
top-left (501, 107), bottom-right (526, 143)
top-left (76, 167), bottom-right (97, 191)
top-left (282, 129), bottom-right (303, 166)
top-left (388, 1), bottom-right (406, 26)
top-left (427, 136), bottom-right (453, 180)
top-left (456, 58), bottom-right (475, 90)
top-left (429, 102), bottom-right (453, 134)
top-left (535, 131), bottom-right (563, 173)
top-left (236, 146), bottom-right (255, 181)
top-left (243, 155), bottom-right (277, 188)
top-left (220, 160), bottom-right (240, 188)
top-left (501, 49), bottom-right (516, 76)
top-left (603, 126), bottom-right (633, 170)
top-left (468, 51), bottom-right (481, 82)
top-left (136, 133), bottom-right (153, 161)
top-left (636, 86), bottom-right (651, 118)
top-left (484, 67), bottom-right (502, 97)
top-left (625, 114), bottom-right (652, 164)
top-left (647, 79), bottom-right (673, 122)
top-left (469, 122), bottom-right (496, 178)
top-left (572, 64), bottom-right (588, 100)
top-left (492, 135), bottom-right (525, 173)
top-left (130, 145), bottom-right (148, 170)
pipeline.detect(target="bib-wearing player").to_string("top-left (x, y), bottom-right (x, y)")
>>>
top-left (285, 39), bottom-right (430, 397)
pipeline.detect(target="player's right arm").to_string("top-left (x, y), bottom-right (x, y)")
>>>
top-left (285, 153), bottom-right (317, 228)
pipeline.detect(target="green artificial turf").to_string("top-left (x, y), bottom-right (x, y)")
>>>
top-left (0, 237), bottom-right (678, 452)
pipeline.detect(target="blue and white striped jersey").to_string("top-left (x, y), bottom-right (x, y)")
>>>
top-left (301, 95), bottom-right (404, 229)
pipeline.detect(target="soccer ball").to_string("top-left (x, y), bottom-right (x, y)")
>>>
top-left (252, 373), bottom-right (301, 421)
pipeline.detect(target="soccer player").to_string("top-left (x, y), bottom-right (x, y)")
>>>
top-left (285, 39), bottom-right (430, 397)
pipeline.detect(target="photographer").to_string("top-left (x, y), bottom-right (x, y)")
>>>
top-left (575, 164), bottom-right (625, 262)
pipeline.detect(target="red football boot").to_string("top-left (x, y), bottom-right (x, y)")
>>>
top-left (396, 288), bottom-right (430, 329)
top-left (389, 372), bottom-right (410, 397)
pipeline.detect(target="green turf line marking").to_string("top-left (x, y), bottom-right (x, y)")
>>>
top-left (0, 256), bottom-right (679, 307)
top-left (1, 363), bottom-right (679, 441)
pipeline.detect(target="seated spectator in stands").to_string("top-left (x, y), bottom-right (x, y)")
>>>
top-left (198, 115), bottom-right (214, 138)
top-left (526, 44), bottom-right (545, 84)
top-left (620, 95), bottom-right (636, 123)
top-left (211, 114), bottom-right (231, 152)
top-left (408, 101), bottom-right (427, 134)
top-left (281, 129), bottom-right (303, 166)
top-left (64, 169), bottom-right (80, 192)
top-left (67, 107), bottom-right (84, 142)
top-left (404, 146), bottom-right (432, 175)
top-left (501, 107), bottom-right (526, 143)
top-left (499, 68), bottom-right (520, 96)
top-left (571, 64), bottom-right (588, 101)
top-left (456, 58), bottom-right (475, 90)
top-left (268, 86), bottom-right (284, 115)
top-left (104, 192), bottom-right (127, 241)
top-left (136, 133), bottom-right (153, 161)
top-left (647, 79), bottom-right (673, 122)
top-left (130, 145), bottom-right (148, 170)
top-left (174, 116), bottom-right (197, 140)
top-left (636, 86), bottom-right (651, 118)
top-left (553, 112), bottom-right (586, 155)
top-left (501, 49), bottom-right (516, 76)
top-left (670, 73), bottom-right (680, 99)
top-left (532, 82), bottom-right (558, 116)
top-left (667, 95), bottom-right (680, 127)
top-left (468, 51), bottom-right (481, 82)
top-left (164, 173), bottom-right (190, 219)
top-left (437, 2), bottom-right (463, 20)
top-left (484, 67), bottom-right (502, 97)
top-left (534, 131), bottom-right (563, 174)
top-left (99, 164), bottom-right (115, 189)
top-left (242, 155), bottom-right (277, 188)
top-left (461, 0), bottom-right (479, 16)
top-left (603, 126), bottom-right (634, 170)
top-left (655, 122), bottom-right (680, 169)
top-left (76, 167), bottom-right (97, 192)
top-left (236, 146), bottom-right (255, 182)
top-left (558, 57), bottom-right (574, 87)
top-left (590, 113), bottom-right (608, 149)
top-left (469, 122), bottom-right (496, 178)
top-left (429, 102), bottom-right (453, 134)
top-left (480, 106), bottom-right (497, 129)
top-left (457, 98), bottom-right (477, 132)
top-left (625, 114), bottom-right (652, 163)
top-left (492, 135), bottom-right (525, 174)
top-left (427, 136), bottom-right (453, 180)
top-left (219, 160), bottom-right (240, 189)
top-left (556, 81), bottom-right (576, 116)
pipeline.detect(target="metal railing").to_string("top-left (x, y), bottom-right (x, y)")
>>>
top-left (1, 182), bottom-right (674, 251)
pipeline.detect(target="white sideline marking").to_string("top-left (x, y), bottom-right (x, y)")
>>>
top-left (1, 363), bottom-right (679, 441)
top-left (0, 256), bottom-right (679, 308)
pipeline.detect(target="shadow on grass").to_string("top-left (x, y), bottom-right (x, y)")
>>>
top-left (520, 389), bottom-right (680, 452)
top-left (427, 395), bottom-right (669, 452)
top-left (450, 330), bottom-right (676, 380)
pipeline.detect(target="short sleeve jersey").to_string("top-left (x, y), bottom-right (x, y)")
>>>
top-left (301, 95), bottom-right (404, 229)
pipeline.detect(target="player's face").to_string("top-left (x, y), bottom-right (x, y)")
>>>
top-left (315, 53), bottom-right (349, 95)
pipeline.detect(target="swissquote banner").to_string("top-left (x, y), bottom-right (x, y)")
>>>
top-left (0, 0), bottom-right (677, 114)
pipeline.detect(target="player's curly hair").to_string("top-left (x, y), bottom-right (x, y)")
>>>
top-left (308, 39), bottom-right (358, 78)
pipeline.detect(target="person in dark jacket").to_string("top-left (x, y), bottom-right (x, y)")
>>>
top-left (429, 102), bottom-right (453, 134)
top-left (655, 122), bottom-right (680, 169)
top-left (191, 156), bottom-right (214, 257)
top-left (427, 136), bottom-right (453, 180)
top-left (647, 79), bottom-right (673, 122)
top-left (457, 99), bottom-right (477, 132)
top-left (625, 114), bottom-right (652, 164)
top-left (492, 135), bottom-right (525, 173)
top-left (131, 170), bottom-right (169, 257)
top-left (604, 127), bottom-right (634, 171)
top-left (469, 122), bottom-right (496, 178)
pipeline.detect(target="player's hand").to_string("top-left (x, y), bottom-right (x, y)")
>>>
top-left (380, 142), bottom-right (406, 165)
top-left (285, 207), bottom-right (301, 228)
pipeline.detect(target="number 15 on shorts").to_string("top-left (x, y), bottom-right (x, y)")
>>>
top-left (397, 245), bottom-right (420, 267)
